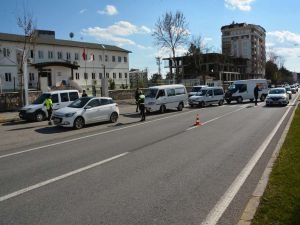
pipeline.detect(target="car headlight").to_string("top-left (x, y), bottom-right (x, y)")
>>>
top-left (64, 112), bottom-right (76, 117)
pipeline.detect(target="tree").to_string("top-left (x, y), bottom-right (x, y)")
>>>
top-left (109, 79), bottom-right (115, 90)
top-left (186, 36), bottom-right (210, 84)
top-left (150, 73), bottom-right (163, 85)
top-left (16, 8), bottom-right (36, 106)
top-left (153, 11), bottom-right (189, 83)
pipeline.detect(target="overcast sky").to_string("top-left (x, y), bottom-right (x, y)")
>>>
top-left (1, 0), bottom-right (300, 76)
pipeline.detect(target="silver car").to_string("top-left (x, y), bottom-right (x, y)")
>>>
top-left (52, 97), bottom-right (119, 129)
top-left (265, 88), bottom-right (289, 106)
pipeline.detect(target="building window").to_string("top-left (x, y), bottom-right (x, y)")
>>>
top-left (99, 73), bottom-right (102, 79)
top-left (57, 51), bottom-right (63, 59)
top-left (105, 55), bottom-right (108, 62)
top-left (118, 56), bottom-right (122, 62)
top-left (29, 73), bottom-right (34, 81)
top-left (92, 73), bottom-right (95, 79)
top-left (66, 52), bottom-right (71, 60)
top-left (119, 73), bottom-right (122, 79)
top-left (38, 50), bottom-right (44, 59)
top-left (5, 73), bottom-right (12, 82)
top-left (30, 50), bottom-right (35, 59)
top-left (48, 51), bottom-right (54, 59)
top-left (125, 73), bottom-right (128, 78)
top-left (75, 53), bottom-right (79, 60)
top-left (106, 73), bottom-right (109, 78)
top-left (113, 73), bottom-right (116, 79)
top-left (124, 57), bottom-right (127, 63)
top-left (84, 72), bottom-right (88, 80)
top-left (75, 73), bottom-right (80, 80)
top-left (112, 56), bottom-right (116, 62)
top-left (99, 55), bottom-right (102, 61)
top-left (3, 48), bottom-right (11, 57)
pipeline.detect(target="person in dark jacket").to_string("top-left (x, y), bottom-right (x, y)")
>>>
top-left (254, 84), bottom-right (259, 106)
top-left (135, 88), bottom-right (140, 112)
top-left (82, 90), bottom-right (88, 97)
top-left (138, 92), bottom-right (146, 121)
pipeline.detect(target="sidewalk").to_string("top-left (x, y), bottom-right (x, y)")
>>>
top-left (0, 99), bottom-right (136, 124)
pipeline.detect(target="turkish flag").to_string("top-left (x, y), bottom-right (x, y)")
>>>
top-left (82, 48), bottom-right (87, 60)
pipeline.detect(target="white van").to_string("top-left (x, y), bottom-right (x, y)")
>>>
top-left (19, 90), bottom-right (79, 122)
top-left (225, 79), bottom-right (268, 104)
top-left (145, 84), bottom-right (188, 113)
top-left (189, 86), bottom-right (224, 107)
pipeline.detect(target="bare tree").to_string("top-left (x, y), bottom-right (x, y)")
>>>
top-left (16, 7), bottom-right (36, 105)
top-left (153, 11), bottom-right (189, 83)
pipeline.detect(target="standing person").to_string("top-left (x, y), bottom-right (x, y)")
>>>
top-left (44, 95), bottom-right (53, 125)
top-left (135, 88), bottom-right (140, 112)
top-left (254, 84), bottom-right (259, 106)
top-left (82, 90), bottom-right (88, 97)
top-left (138, 91), bottom-right (146, 121)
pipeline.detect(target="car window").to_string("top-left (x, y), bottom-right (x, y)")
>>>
top-left (157, 90), bottom-right (165, 98)
top-left (60, 93), bottom-right (69, 102)
top-left (69, 92), bottom-right (79, 101)
top-left (51, 94), bottom-right (59, 103)
top-left (87, 99), bottom-right (101, 108)
top-left (214, 89), bottom-right (224, 96)
top-left (207, 90), bottom-right (213, 96)
top-left (167, 89), bottom-right (175, 96)
top-left (100, 99), bottom-right (111, 105)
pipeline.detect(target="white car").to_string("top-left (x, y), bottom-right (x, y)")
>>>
top-left (266, 88), bottom-right (289, 106)
top-left (52, 97), bottom-right (119, 129)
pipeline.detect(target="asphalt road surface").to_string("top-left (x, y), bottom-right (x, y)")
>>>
top-left (0, 94), bottom-right (299, 225)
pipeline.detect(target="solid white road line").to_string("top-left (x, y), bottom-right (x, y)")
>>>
top-left (0, 152), bottom-right (129, 202)
top-left (200, 97), bottom-right (296, 225)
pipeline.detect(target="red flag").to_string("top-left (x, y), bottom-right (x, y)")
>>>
top-left (82, 48), bottom-right (86, 60)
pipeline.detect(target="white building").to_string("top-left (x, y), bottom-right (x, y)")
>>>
top-left (221, 22), bottom-right (266, 77)
top-left (0, 30), bottom-right (131, 92)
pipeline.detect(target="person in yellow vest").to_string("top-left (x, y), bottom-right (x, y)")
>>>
top-left (44, 95), bottom-right (53, 125)
top-left (138, 91), bottom-right (146, 121)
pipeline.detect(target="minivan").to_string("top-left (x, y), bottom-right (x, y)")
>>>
top-left (145, 84), bottom-right (188, 113)
top-left (188, 85), bottom-right (207, 97)
top-left (189, 86), bottom-right (224, 107)
top-left (19, 90), bottom-right (79, 122)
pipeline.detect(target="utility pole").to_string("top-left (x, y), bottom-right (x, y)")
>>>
top-left (156, 57), bottom-right (161, 76)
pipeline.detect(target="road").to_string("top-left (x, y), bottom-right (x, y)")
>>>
top-left (0, 95), bottom-right (298, 225)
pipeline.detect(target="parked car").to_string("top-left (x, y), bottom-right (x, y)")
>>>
top-left (265, 88), bottom-right (289, 106)
top-left (19, 90), bottom-right (79, 122)
top-left (52, 97), bottom-right (119, 129)
top-left (188, 85), bottom-right (207, 97)
top-left (189, 86), bottom-right (224, 107)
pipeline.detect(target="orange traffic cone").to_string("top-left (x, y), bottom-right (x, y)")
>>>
top-left (194, 113), bottom-right (201, 126)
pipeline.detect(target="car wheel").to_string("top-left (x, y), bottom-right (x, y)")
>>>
top-left (218, 100), bottom-right (224, 106)
top-left (110, 112), bottom-right (118, 123)
top-left (35, 112), bottom-right (44, 122)
top-left (226, 99), bottom-right (231, 104)
top-left (199, 101), bottom-right (205, 107)
top-left (250, 98), bottom-right (254, 102)
top-left (190, 104), bottom-right (194, 108)
top-left (73, 117), bottom-right (85, 129)
top-left (177, 103), bottom-right (184, 111)
top-left (237, 96), bottom-right (243, 104)
top-left (160, 105), bottom-right (166, 113)
top-left (260, 95), bottom-right (266, 102)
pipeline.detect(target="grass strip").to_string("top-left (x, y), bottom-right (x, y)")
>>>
top-left (252, 105), bottom-right (300, 225)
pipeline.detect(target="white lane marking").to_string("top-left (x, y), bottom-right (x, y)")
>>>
top-left (186, 107), bottom-right (246, 131)
top-left (0, 152), bottom-right (128, 202)
top-left (200, 97), bottom-right (297, 225)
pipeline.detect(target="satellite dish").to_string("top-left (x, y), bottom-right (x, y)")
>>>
top-left (69, 32), bottom-right (74, 39)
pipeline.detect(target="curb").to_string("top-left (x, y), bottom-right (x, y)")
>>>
top-left (237, 96), bottom-right (299, 225)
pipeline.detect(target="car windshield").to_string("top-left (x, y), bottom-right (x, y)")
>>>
top-left (285, 87), bottom-right (291, 91)
top-left (33, 93), bottom-right (51, 104)
top-left (191, 87), bottom-right (203, 92)
top-left (145, 89), bottom-right (158, 98)
top-left (68, 97), bottom-right (92, 108)
top-left (269, 89), bottom-right (285, 94)
top-left (196, 89), bottom-right (207, 96)
top-left (228, 85), bottom-right (237, 93)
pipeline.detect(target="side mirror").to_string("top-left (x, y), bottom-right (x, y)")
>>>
top-left (84, 105), bottom-right (92, 110)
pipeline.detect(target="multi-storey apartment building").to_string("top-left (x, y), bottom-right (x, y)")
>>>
top-left (221, 22), bottom-right (266, 77)
top-left (0, 30), bottom-right (130, 92)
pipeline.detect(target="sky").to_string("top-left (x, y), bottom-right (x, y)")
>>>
top-left (1, 0), bottom-right (300, 77)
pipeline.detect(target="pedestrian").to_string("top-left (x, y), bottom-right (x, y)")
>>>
top-left (138, 91), bottom-right (146, 121)
top-left (82, 90), bottom-right (88, 97)
top-left (254, 84), bottom-right (259, 106)
top-left (135, 88), bottom-right (140, 112)
top-left (44, 95), bottom-right (53, 125)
